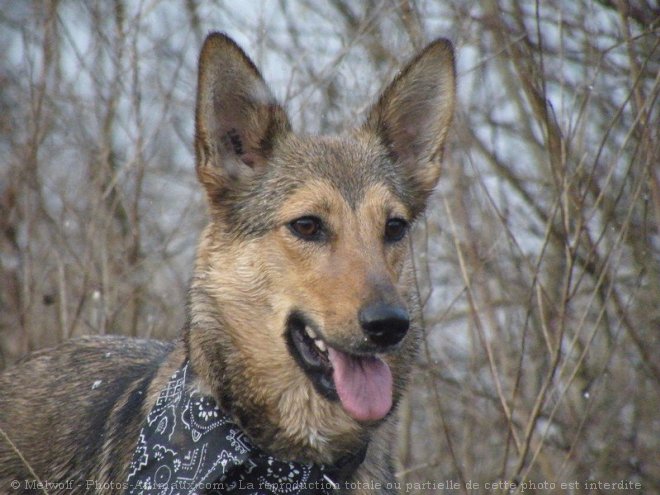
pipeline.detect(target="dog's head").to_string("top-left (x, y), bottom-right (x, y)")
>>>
top-left (188, 33), bottom-right (455, 460)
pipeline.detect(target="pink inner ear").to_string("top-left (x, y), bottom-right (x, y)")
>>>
top-left (241, 152), bottom-right (256, 167)
top-left (240, 151), bottom-right (269, 169)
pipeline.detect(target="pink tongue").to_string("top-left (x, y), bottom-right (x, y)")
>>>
top-left (327, 348), bottom-right (393, 422)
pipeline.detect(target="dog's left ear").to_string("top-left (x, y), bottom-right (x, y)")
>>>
top-left (365, 39), bottom-right (456, 200)
top-left (195, 33), bottom-right (291, 201)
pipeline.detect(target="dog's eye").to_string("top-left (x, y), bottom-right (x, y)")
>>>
top-left (289, 216), bottom-right (324, 241)
top-left (384, 218), bottom-right (409, 242)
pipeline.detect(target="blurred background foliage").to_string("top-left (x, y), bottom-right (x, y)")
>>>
top-left (0, 1), bottom-right (658, 493)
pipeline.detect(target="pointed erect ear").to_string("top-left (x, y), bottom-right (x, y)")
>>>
top-left (365, 39), bottom-right (456, 199)
top-left (195, 33), bottom-right (291, 197)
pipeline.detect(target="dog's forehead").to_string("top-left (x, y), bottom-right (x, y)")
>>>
top-left (274, 134), bottom-right (403, 208)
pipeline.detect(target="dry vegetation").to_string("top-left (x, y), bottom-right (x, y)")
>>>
top-left (0, 1), bottom-right (658, 493)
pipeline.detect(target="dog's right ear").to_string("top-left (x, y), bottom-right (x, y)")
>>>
top-left (365, 39), bottom-right (455, 212)
top-left (195, 33), bottom-right (291, 201)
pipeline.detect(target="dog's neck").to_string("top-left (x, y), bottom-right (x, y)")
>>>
top-left (127, 359), bottom-right (370, 491)
top-left (183, 266), bottom-right (373, 465)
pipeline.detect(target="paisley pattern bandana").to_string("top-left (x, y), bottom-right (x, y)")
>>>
top-left (125, 362), bottom-right (365, 494)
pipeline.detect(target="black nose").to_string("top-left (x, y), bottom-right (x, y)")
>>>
top-left (359, 303), bottom-right (410, 347)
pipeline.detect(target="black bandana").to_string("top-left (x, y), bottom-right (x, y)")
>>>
top-left (125, 362), bottom-right (365, 494)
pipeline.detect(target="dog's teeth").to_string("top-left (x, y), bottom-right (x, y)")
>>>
top-left (314, 339), bottom-right (327, 352)
top-left (305, 326), bottom-right (316, 338)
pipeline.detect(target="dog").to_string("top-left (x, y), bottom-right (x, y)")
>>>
top-left (0, 32), bottom-right (455, 494)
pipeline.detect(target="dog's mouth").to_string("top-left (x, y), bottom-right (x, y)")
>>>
top-left (285, 313), bottom-right (393, 423)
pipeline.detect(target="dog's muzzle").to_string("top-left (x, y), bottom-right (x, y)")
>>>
top-left (286, 303), bottom-right (410, 424)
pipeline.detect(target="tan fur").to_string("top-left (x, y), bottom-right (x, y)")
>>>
top-left (0, 32), bottom-right (455, 494)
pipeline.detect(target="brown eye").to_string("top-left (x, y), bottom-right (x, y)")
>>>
top-left (289, 216), bottom-right (324, 241)
top-left (384, 218), bottom-right (408, 242)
